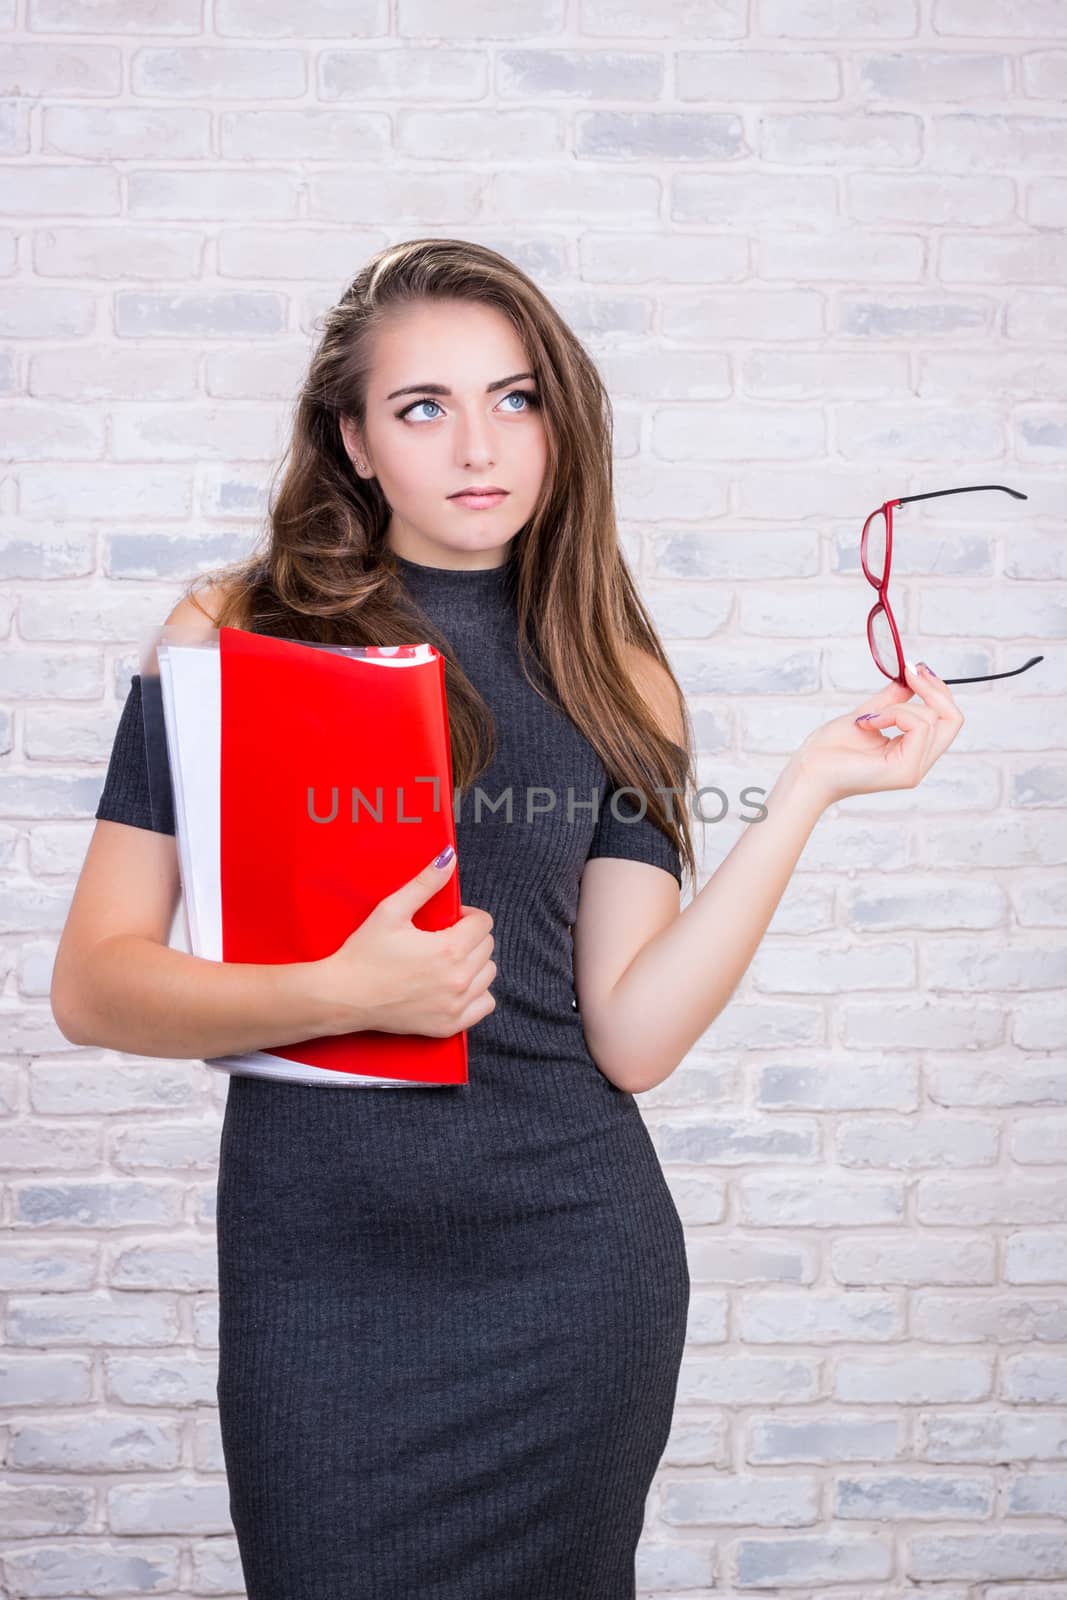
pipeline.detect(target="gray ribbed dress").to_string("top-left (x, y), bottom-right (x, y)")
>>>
top-left (94, 550), bottom-right (690, 1600)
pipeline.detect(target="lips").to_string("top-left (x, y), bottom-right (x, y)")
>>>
top-left (449, 487), bottom-right (507, 498)
top-left (448, 489), bottom-right (509, 510)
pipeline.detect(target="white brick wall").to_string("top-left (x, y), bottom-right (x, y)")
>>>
top-left (2, 3), bottom-right (1066, 1596)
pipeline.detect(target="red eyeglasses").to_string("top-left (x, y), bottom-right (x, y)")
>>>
top-left (861, 484), bottom-right (1044, 686)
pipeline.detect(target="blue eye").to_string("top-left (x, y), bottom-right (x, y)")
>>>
top-left (401, 398), bottom-right (443, 422)
top-left (397, 389), bottom-right (541, 423)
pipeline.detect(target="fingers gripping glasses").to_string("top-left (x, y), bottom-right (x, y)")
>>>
top-left (861, 484), bottom-right (1044, 687)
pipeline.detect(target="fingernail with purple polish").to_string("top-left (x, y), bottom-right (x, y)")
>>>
top-left (916, 661), bottom-right (937, 677)
top-left (855, 713), bottom-right (877, 723)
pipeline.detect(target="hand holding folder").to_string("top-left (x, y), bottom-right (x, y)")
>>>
top-left (141, 623), bottom-right (468, 1089)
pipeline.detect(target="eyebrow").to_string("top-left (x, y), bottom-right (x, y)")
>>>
top-left (385, 371), bottom-right (537, 401)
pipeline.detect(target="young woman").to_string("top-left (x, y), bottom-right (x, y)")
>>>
top-left (52, 239), bottom-right (964, 1600)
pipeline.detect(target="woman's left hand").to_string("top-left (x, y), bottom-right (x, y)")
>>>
top-left (788, 660), bottom-right (966, 809)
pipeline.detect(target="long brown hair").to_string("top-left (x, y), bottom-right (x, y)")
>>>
top-left (183, 238), bottom-right (698, 886)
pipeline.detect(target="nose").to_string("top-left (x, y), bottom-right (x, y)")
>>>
top-left (453, 406), bottom-right (495, 468)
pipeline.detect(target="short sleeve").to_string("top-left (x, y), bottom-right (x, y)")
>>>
top-left (585, 784), bottom-right (682, 888)
top-left (94, 675), bottom-right (176, 836)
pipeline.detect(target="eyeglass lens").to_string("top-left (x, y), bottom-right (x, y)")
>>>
top-left (869, 604), bottom-right (898, 675)
top-left (863, 509), bottom-right (887, 584)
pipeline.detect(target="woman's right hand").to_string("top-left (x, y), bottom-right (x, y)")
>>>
top-left (315, 848), bottom-right (497, 1038)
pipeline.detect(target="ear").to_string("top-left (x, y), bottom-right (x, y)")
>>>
top-left (338, 414), bottom-right (364, 469)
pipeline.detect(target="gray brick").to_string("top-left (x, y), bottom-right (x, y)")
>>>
top-left (10, 1415), bottom-right (179, 1472)
top-left (319, 45), bottom-right (484, 98)
top-left (1005, 1469), bottom-right (1067, 1517)
top-left (115, 292), bottom-right (285, 340)
top-left (130, 45), bottom-right (305, 98)
top-left (685, 1237), bottom-right (814, 1286)
top-left (662, 1472), bottom-right (819, 1526)
top-left (834, 1116), bottom-right (999, 1170)
top-left (2, 1539), bottom-right (179, 1592)
top-left (0, 1242), bottom-right (96, 1293)
top-left (913, 1294), bottom-right (1067, 1344)
top-left (920, 1409), bottom-right (1067, 1464)
top-left (833, 1236), bottom-right (995, 1288)
top-left (908, 1529), bottom-right (1067, 1582)
top-left (758, 1062), bottom-right (921, 1113)
top-left (1005, 1232), bottom-right (1067, 1284)
top-left (6, 1292), bottom-right (180, 1347)
top-left (399, 0), bottom-right (564, 36)
top-left (217, 0), bottom-right (384, 34)
top-left (842, 875), bottom-right (1007, 930)
top-left (2, 167), bottom-right (120, 227)
top-left (43, 104), bottom-right (210, 160)
top-left (108, 1240), bottom-right (218, 1292)
top-left (107, 1478), bottom-right (233, 1534)
top-left (577, 110), bottom-right (744, 161)
top-left (14, 1181), bottom-right (183, 1228)
top-left (650, 1116), bottom-right (817, 1165)
top-left (835, 1355), bottom-right (992, 1404)
top-left (190, 1533), bottom-right (245, 1591)
top-left (735, 1532), bottom-right (892, 1586)
top-left (581, 0), bottom-right (745, 37)
top-left (739, 1174), bottom-right (905, 1227)
top-left (1002, 1352), bottom-right (1067, 1404)
top-left (0, 1481), bottom-right (95, 1538)
top-left (0, 1121), bottom-right (99, 1169)
top-left (917, 1176), bottom-right (1067, 1226)
top-left (834, 1471), bottom-right (994, 1519)
top-left (636, 1538), bottom-right (716, 1590)
top-left (103, 1355), bottom-right (227, 1409)
top-left (33, 0), bottom-right (199, 32)
top-left (681, 645), bottom-right (821, 695)
top-left (499, 48), bottom-right (661, 99)
top-left (739, 1291), bottom-right (901, 1343)
top-left (677, 1355), bottom-right (819, 1406)
top-left (749, 1414), bottom-right (901, 1464)
top-left (0, 1354), bottom-right (92, 1407)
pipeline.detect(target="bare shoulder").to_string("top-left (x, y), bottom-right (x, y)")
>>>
top-left (163, 579), bottom-right (234, 636)
top-left (624, 644), bottom-right (686, 749)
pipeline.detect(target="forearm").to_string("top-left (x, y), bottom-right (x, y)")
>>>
top-left (56, 936), bottom-right (351, 1061)
top-left (599, 760), bottom-right (827, 1093)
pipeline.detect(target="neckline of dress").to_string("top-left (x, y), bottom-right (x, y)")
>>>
top-left (393, 551), bottom-right (513, 588)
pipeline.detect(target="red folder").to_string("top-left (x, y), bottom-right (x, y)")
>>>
top-left (217, 625), bottom-right (467, 1086)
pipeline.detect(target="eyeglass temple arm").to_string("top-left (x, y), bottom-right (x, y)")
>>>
top-left (894, 484), bottom-right (1028, 509)
top-left (942, 655), bottom-right (1044, 684)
